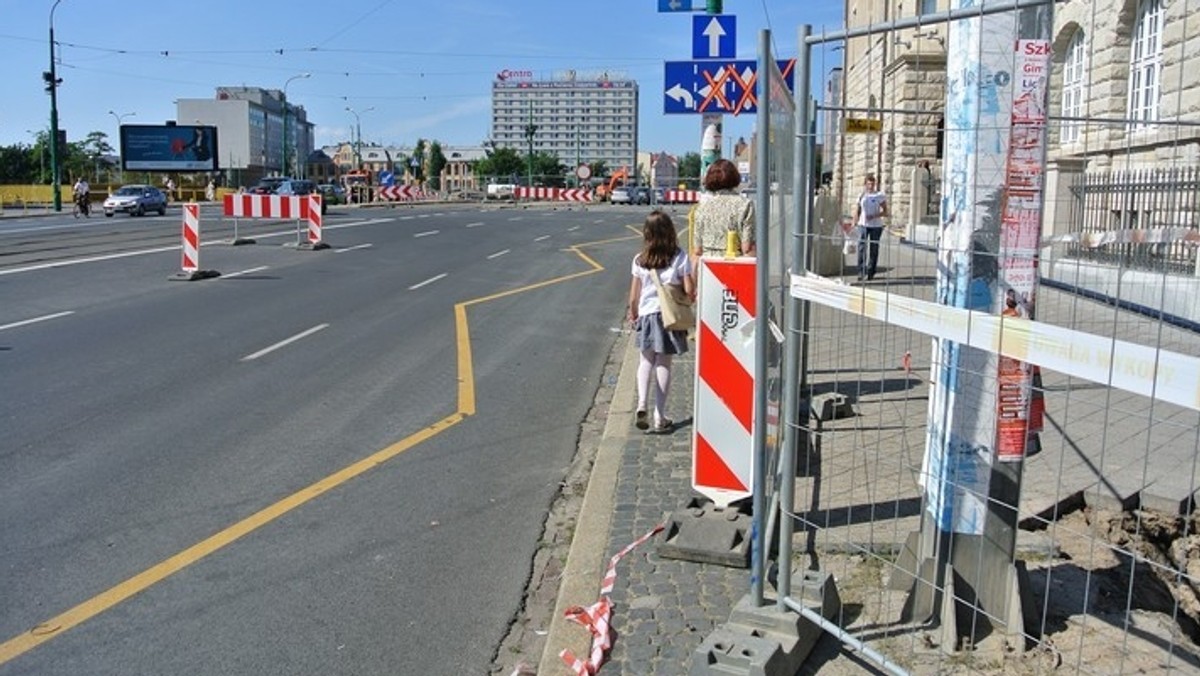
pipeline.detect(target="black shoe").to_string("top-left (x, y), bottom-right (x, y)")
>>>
top-left (635, 410), bottom-right (649, 431)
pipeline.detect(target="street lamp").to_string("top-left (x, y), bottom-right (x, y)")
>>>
top-left (47, 0), bottom-right (64, 211)
top-left (108, 110), bottom-right (134, 183)
top-left (345, 106), bottom-right (374, 169)
top-left (281, 72), bottom-right (310, 177)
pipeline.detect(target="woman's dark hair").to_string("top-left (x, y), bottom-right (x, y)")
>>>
top-left (703, 158), bottom-right (741, 191)
top-left (637, 210), bottom-right (680, 269)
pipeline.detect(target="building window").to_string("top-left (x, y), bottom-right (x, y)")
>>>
top-left (1127, 0), bottom-right (1162, 129)
top-left (1061, 30), bottom-right (1087, 143)
top-left (919, 0), bottom-right (936, 15)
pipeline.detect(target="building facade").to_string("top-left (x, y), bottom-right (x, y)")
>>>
top-left (178, 87), bottom-right (315, 187)
top-left (835, 0), bottom-right (1200, 237)
top-left (491, 70), bottom-right (638, 179)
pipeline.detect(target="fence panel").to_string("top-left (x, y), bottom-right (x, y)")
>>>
top-left (774, 1), bottom-right (1200, 673)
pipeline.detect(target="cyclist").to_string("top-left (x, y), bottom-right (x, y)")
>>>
top-left (72, 177), bottom-right (91, 217)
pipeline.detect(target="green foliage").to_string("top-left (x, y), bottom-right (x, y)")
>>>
top-left (529, 151), bottom-right (565, 186)
top-left (587, 160), bottom-right (608, 180)
top-left (411, 138), bottom-right (427, 181)
top-left (473, 146), bottom-right (524, 182)
top-left (427, 141), bottom-right (447, 190)
top-left (0, 144), bottom-right (37, 183)
top-left (679, 152), bottom-right (702, 179)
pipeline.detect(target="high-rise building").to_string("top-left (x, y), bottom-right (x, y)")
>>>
top-left (490, 69), bottom-right (638, 180)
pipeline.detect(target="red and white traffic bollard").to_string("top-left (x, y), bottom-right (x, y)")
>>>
top-left (170, 203), bottom-right (219, 281)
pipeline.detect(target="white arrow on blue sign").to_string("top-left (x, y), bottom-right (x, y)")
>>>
top-left (663, 59), bottom-right (795, 115)
top-left (693, 15), bottom-right (735, 59)
top-left (379, 170), bottom-right (395, 186)
top-left (657, 0), bottom-right (691, 11)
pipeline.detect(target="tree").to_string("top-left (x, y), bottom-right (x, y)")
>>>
top-left (410, 139), bottom-right (427, 183)
top-left (427, 141), bottom-right (446, 191)
top-left (587, 160), bottom-right (608, 181)
top-left (529, 151), bottom-right (565, 187)
top-left (0, 144), bottom-right (36, 183)
top-left (678, 152), bottom-right (702, 180)
top-left (473, 147), bottom-right (524, 183)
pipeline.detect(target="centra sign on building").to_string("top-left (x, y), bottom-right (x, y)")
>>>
top-left (496, 69), bottom-right (534, 81)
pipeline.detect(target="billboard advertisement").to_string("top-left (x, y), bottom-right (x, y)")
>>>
top-left (120, 124), bottom-right (219, 172)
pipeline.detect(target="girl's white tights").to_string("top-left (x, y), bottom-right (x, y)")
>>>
top-left (637, 349), bottom-right (674, 425)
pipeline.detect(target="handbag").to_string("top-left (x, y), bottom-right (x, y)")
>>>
top-left (649, 269), bottom-right (695, 331)
top-left (843, 224), bottom-right (861, 255)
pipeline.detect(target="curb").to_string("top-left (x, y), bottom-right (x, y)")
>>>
top-left (537, 335), bottom-right (638, 672)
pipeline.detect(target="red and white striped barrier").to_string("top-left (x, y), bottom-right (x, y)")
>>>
top-left (377, 185), bottom-right (426, 200)
top-left (664, 189), bottom-right (700, 204)
top-left (514, 187), bottom-right (593, 202)
top-left (169, 203), bottom-right (218, 281)
top-left (559, 522), bottom-right (664, 675)
top-left (222, 193), bottom-right (326, 249)
top-left (223, 193), bottom-right (320, 219)
top-left (181, 203), bottom-right (200, 273)
top-left (693, 257), bottom-right (758, 507)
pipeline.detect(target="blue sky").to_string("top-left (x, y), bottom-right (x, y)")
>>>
top-left (2, 0), bottom-right (845, 158)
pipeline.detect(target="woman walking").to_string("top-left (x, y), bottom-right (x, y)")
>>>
top-left (628, 210), bottom-right (694, 434)
top-left (692, 158), bottom-right (755, 259)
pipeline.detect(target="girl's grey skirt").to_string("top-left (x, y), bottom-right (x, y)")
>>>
top-left (634, 312), bottom-right (689, 355)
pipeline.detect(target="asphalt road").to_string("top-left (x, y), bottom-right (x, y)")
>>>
top-left (0, 202), bottom-right (652, 675)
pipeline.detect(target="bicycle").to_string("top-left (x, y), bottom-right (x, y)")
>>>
top-left (73, 194), bottom-right (91, 218)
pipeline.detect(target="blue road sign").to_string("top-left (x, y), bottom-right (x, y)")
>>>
top-left (663, 59), bottom-right (796, 115)
top-left (379, 169), bottom-right (395, 186)
top-left (693, 15), bottom-right (735, 59)
top-left (657, 0), bottom-right (692, 11)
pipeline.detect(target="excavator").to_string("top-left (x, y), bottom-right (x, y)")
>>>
top-left (594, 166), bottom-right (629, 202)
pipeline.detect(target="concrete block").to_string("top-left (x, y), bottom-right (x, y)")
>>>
top-left (810, 392), bottom-right (854, 421)
top-left (657, 497), bottom-right (751, 568)
top-left (689, 627), bottom-right (793, 676)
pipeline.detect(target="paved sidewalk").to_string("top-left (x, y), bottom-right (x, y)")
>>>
top-left (539, 234), bottom-right (1200, 674)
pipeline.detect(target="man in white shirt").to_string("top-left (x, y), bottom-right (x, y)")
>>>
top-left (853, 174), bottom-right (888, 281)
top-left (72, 177), bottom-right (90, 214)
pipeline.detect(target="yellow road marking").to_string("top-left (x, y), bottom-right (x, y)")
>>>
top-left (0, 230), bottom-right (634, 667)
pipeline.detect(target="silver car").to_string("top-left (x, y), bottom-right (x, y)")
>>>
top-left (610, 187), bottom-right (632, 204)
top-left (103, 185), bottom-right (168, 217)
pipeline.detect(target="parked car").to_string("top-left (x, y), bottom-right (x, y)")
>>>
top-left (653, 188), bottom-right (665, 204)
top-left (103, 185), bottom-right (167, 217)
top-left (632, 187), bottom-right (651, 205)
top-left (317, 183), bottom-right (346, 205)
top-left (610, 187), bottom-right (632, 204)
top-left (249, 176), bottom-right (289, 195)
top-left (274, 179), bottom-right (327, 215)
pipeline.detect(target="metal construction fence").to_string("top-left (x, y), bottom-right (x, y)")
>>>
top-left (715, 2), bottom-right (1200, 674)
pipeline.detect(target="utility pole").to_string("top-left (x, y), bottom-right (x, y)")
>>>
top-left (698, 0), bottom-right (723, 183)
top-left (47, 0), bottom-right (64, 211)
top-left (523, 103), bottom-right (538, 187)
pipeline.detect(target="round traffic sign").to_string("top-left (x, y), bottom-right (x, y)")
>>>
top-left (576, 164), bottom-right (592, 180)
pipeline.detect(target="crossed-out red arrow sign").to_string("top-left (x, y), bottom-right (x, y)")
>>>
top-left (662, 59), bottom-right (795, 115)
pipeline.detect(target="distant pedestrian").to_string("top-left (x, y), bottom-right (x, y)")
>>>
top-left (692, 158), bottom-right (755, 260)
top-left (205, 179), bottom-right (215, 202)
top-left (628, 210), bottom-right (693, 435)
top-left (853, 173), bottom-right (888, 280)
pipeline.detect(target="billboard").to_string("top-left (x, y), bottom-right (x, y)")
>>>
top-left (120, 124), bottom-right (219, 172)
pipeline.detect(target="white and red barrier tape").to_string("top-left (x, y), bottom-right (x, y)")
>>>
top-left (559, 521), bottom-right (664, 675)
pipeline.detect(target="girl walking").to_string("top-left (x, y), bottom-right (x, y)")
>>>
top-left (628, 210), bottom-right (694, 434)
